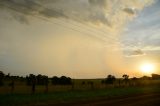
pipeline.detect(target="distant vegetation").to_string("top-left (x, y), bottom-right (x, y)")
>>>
top-left (101, 74), bottom-right (116, 84)
top-left (51, 76), bottom-right (72, 85)
top-left (1, 71), bottom-right (160, 106)
top-left (0, 71), bottom-right (160, 94)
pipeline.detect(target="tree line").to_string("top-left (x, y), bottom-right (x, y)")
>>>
top-left (0, 71), bottom-right (72, 94)
top-left (1, 71), bottom-right (160, 94)
top-left (0, 71), bottom-right (72, 86)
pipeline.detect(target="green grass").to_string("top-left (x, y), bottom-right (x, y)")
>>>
top-left (0, 86), bottom-right (160, 106)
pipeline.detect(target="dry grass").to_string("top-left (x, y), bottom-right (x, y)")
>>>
top-left (0, 79), bottom-right (160, 94)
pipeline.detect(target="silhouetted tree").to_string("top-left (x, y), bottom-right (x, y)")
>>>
top-left (36, 74), bottom-right (43, 85)
top-left (141, 76), bottom-right (151, 80)
top-left (51, 76), bottom-right (59, 85)
top-left (0, 71), bottom-right (4, 86)
top-left (36, 74), bottom-right (49, 85)
top-left (152, 74), bottom-right (160, 80)
top-left (26, 75), bottom-right (30, 85)
top-left (31, 74), bottom-right (36, 94)
top-left (43, 75), bottom-right (49, 93)
top-left (122, 74), bottom-right (129, 85)
top-left (60, 76), bottom-right (72, 85)
top-left (122, 74), bottom-right (129, 80)
top-left (104, 75), bottom-right (116, 84)
top-left (26, 74), bottom-right (36, 94)
top-left (26, 74), bottom-right (49, 93)
top-left (5, 73), bottom-right (11, 80)
top-left (51, 76), bottom-right (72, 85)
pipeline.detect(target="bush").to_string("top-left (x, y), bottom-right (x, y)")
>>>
top-left (104, 75), bottom-right (116, 84)
top-left (51, 76), bottom-right (72, 85)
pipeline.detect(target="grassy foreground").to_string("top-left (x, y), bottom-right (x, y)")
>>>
top-left (0, 86), bottom-right (160, 106)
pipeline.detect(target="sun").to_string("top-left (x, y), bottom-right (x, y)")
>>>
top-left (140, 63), bottom-right (155, 74)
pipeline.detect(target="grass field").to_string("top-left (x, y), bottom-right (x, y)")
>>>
top-left (1, 84), bottom-right (160, 106)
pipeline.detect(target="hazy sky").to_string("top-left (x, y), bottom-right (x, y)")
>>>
top-left (0, 0), bottom-right (159, 78)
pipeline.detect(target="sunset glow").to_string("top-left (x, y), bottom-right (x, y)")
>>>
top-left (140, 63), bottom-right (155, 74)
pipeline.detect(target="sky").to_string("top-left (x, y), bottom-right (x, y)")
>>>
top-left (0, 0), bottom-right (159, 78)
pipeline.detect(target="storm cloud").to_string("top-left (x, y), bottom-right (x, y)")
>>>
top-left (0, 0), bottom-right (154, 27)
